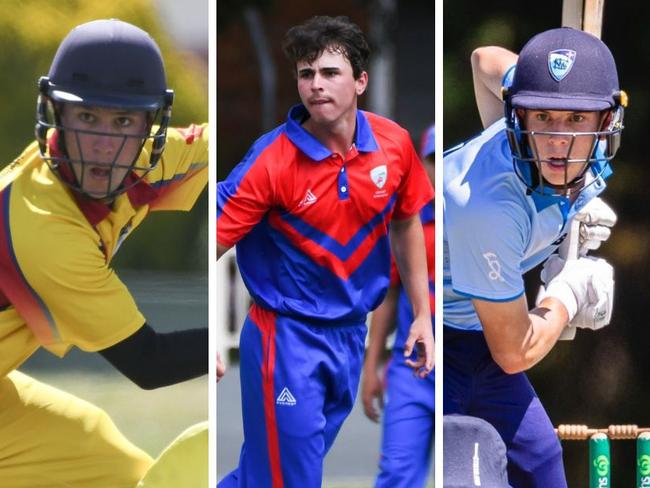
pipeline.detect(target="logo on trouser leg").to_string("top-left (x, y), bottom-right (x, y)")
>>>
top-left (276, 387), bottom-right (297, 406)
top-left (473, 442), bottom-right (481, 486)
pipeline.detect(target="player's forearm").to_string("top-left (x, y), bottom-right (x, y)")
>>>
top-left (499, 306), bottom-right (567, 374)
top-left (99, 324), bottom-right (208, 389)
top-left (499, 297), bottom-right (569, 373)
top-left (471, 46), bottom-right (518, 128)
top-left (389, 216), bottom-right (431, 321)
top-left (365, 286), bottom-right (399, 369)
top-left (477, 295), bottom-right (568, 374)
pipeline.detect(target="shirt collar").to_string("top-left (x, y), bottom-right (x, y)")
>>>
top-left (47, 130), bottom-right (159, 226)
top-left (284, 104), bottom-right (379, 161)
top-left (529, 163), bottom-right (610, 217)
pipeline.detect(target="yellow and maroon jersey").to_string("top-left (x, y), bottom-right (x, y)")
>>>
top-left (0, 124), bottom-right (207, 376)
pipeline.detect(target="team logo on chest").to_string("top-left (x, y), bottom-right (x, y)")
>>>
top-left (370, 165), bottom-right (388, 189)
top-left (548, 49), bottom-right (576, 82)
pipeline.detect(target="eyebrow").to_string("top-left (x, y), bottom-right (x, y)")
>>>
top-left (532, 110), bottom-right (589, 116)
top-left (74, 107), bottom-right (138, 116)
top-left (298, 66), bottom-right (341, 74)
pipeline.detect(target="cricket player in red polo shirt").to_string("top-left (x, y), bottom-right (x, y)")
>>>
top-left (218, 15), bottom-right (433, 487)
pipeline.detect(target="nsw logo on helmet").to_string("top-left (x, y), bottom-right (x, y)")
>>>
top-left (548, 49), bottom-right (576, 82)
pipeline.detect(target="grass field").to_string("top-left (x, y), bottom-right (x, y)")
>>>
top-left (36, 371), bottom-right (207, 458)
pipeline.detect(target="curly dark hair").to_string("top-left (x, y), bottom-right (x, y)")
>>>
top-left (283, 16), bottom-right (370, 79)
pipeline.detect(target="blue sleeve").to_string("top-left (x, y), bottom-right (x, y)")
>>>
top-left (446, 195), bottom-right (529, 302)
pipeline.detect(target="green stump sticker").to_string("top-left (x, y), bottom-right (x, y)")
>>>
top-left (637, 433), bottom-right (650, 487)
top-left (590, 433), bottom-right (610, 488)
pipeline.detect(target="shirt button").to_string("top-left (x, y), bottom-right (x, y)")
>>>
top-left (340, 167), bottom-right (345, 173)
top-left (341, 186), bottom-right (347, 193)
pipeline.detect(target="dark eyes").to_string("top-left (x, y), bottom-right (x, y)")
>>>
top-left (298, 69), bottom-right (339, 79)
top-left (116, 117), bottom-right (133, 127)
top-left (78, 112), bottom-right (95, 123)
top-left (533, 113), bottom-right (587, 123)
top-left (76, 112), bottom-right (133, 128)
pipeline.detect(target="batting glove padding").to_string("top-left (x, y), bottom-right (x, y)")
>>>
top-left (574, 197), bottom-right (617, 255)
top-left (538, 255), bottom-right (614, 330)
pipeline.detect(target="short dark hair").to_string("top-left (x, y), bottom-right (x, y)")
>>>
top-left (283, 16), bottom-right (370, 79)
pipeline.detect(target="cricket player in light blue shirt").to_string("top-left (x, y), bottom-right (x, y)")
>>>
top-left (443, 27), bottom-right (626, 487)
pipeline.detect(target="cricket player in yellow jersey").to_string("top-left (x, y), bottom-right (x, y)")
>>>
top-left (0, 19), bottom-right (207, 487)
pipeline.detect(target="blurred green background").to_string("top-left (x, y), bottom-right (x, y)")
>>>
top-left (0, 0), bottom-right (208, 271)
top-left (444, 0), bottom-right (650, 485)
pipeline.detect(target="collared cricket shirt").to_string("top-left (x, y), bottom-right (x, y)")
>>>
top-left (218, 104), bottom-right (433, 323)
top-left (0, 124), bottom-right (208, 376)
top-left (443, 118), bottom-right (610, 331)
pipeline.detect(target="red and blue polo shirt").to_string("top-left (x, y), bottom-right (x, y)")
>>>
top-left (218, 105), bottom-right (433, 323)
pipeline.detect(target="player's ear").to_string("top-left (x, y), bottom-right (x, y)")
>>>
top-left (355, 71), bottom-right (368, 96)
top-left (600, 110), bottom-right (613, 132)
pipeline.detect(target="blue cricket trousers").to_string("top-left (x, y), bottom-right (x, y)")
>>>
top-left (375, 349), bottom-right (435, 488)
top-left (443, 326), bottom-right (567, 488)
top-left (219, 304), bottom-right (367, 488)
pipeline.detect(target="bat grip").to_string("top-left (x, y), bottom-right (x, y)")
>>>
top-left (557, 219), bottom-right (581, 340)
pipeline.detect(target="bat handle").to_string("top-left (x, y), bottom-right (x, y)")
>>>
top-left (557, 219), bottom-right (581, 340)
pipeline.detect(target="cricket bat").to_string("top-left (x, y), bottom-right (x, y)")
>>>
top-left (557, 0), bottom-right (606, 340)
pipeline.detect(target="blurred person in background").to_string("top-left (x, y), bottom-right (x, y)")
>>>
top-left (361, 123), bottom-right (435, 488)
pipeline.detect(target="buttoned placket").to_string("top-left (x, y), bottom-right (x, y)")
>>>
top-left (335, 144), bottom-right (359, 201)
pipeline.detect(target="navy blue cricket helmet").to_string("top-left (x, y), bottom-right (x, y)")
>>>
top-left (502, 27), bottom-right (627, 196)
top-left (35, 19), bottom-right (174, 200)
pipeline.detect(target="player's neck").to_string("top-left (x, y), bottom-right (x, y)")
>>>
top-left (303, 109), bottom-right (357, 158)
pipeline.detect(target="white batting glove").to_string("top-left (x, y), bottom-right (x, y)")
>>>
top-left (574, 197), bottom-right (617, 255)
top-left (538, 256), bottom-right (614, 330)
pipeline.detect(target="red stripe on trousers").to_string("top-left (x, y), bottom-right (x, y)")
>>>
top-left (251, 304), bottom-right (284, 488)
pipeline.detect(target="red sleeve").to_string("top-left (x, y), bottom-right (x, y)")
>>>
top-left (392, 136), bottom-right (435, 220)
top-left (217, 151), bottom-right (276, 248)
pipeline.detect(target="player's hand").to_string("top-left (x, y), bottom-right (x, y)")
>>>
top-left (569, 258), bottom-right (614, 330)
top-left (361, 365), bottom-right (384, 423)
top-left (539, 256), bottom-right (614, 330)
top-left (404, 315), bottom-right (434, 378)
top-left (217, 353), bottom-right (226, 382)
top-left (574, 197), bottom-right (617, 255)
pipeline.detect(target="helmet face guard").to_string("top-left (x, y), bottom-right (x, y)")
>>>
top-left (504, 104), bottom-right (624, 196)
top-left (34, 19), bottom-right (174, 201)
top-left (502, 27), bottom-right (626, 196)
top-left (35, 80), bottom-right (173, 200)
